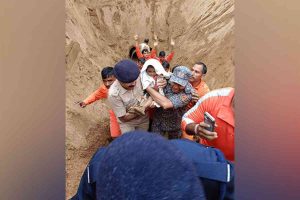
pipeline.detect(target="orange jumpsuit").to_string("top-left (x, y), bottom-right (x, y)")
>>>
top-left (187, 80), bottom-right (210, 110)
top-left (182, 87), bottom-right (235, 161)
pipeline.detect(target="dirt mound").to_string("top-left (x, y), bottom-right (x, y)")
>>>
top-left (66, 0), bottom-right (234, 198)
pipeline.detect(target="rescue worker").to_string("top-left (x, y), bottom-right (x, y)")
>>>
top-left (134, 34), bottom-right (157, 60)
top-left (182, 87), bottom-right (235, 161)
top-left (76, 67), bottom-right (121, 139)
top-left (188, 61), bottom-right (210, 109)
top-left (108, 59), bottom-right (151, 134)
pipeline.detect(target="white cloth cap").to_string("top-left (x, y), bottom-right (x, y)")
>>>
top-left (140, 59), bottom-right (171, 90)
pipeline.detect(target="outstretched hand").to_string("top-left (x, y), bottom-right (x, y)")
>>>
top-left (153, 34), bottom-right (158, 47)
top-left (134, 34), bottom-right (139, 41)
top-left (170, 38), bottom-right (175, 46)
top-left (75, 101), bottom-right (87, 108)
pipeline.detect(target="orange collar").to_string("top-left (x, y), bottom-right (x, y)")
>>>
top-left (192, 80), bottom-right (203, 89)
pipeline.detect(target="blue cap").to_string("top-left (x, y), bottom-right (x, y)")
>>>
top-left (114, 59), bottom-right (140, 83)
top-left (96, 131), bottom-right (206, 199)
top-left (170, 66), bottom-right (192, 87)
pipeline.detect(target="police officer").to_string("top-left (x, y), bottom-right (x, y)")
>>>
top-left (108, 59), bottom-right (150, 134)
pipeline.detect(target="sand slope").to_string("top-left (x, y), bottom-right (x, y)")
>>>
top-left (66, 0), bottom-right (234, 198)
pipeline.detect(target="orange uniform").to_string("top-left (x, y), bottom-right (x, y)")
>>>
top-left (187, 81), bottom-right (210, 110)
top-left (135, 45), bottom-right (157, 60)
top-left (151, 49), bottom-right (175, 63)
top-left (83, 85), bottom-right (121, 138)
top-left (181, 87), bottom-right (234, 161)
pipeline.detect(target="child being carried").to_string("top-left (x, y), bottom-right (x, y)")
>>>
top-left (141, 59), bottom-right (171, 107)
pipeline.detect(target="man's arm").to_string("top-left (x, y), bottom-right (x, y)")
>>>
top-left (145, 86), bottom-right (173, 109)
top-left (150, 49), bottom-right (157, 58)
top-left (76, 85), bottom-right (107, 108)
top-left (84, 86), bottom-right (107, 104)
top-left (153, 34), bottom-right (158, 51)
top-left (166, 51), bottom-right (174, 62)
top-left (108, 91), bottom-right (143, 123)
top-left (166, 38), bottom-right (175, 62)
top-left (134, 35), bottom-right (143, 59)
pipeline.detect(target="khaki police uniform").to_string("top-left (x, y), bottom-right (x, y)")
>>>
top-left (108, 77), bottom-right (149, 133)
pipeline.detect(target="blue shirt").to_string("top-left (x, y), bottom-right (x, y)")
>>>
top-left (151, 82), bottom-right (194, 134)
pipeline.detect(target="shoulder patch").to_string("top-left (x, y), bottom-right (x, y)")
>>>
top-left (111, 89), bottom-right (119, 97)
top-left (109, 85), bottom-right (120, 97)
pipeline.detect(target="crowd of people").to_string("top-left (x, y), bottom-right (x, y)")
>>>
top-left (73, 35), bottom-right (235, 200)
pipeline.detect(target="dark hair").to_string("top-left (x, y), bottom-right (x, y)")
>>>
top-left (142, 49), bottom-right (149, 54)
top-left (162, 60), bottom-right (170, 69)
top-left (195, 62), bottom-right (207, 74)
top-left (144, 38), bottom-right (149, 44)
top-left (129, 46), bottom-right (138, 60)
top-left (159, 51), bottom-right (166, 57)
top-left (146, 65), bottom-right (155, 71)
top-left (101, 66), bottom-right (114, 79)
top-left (139, 58), bottom-right (146, 65)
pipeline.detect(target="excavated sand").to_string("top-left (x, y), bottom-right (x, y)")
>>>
top-left (66, 0), bottom-right (234, 198)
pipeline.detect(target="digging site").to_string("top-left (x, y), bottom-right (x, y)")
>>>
top-left (66, 0), bottom-right (234, 198)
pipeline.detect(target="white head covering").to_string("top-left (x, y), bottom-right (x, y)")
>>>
top-left (139, 43), bottom-right (150, 52)
top-left (140, 59), bottom-right (171, 90)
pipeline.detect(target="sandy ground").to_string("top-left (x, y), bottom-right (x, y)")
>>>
top-left (66, 0), bottom-right (234, 199)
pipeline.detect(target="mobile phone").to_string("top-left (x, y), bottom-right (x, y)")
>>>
top-left (204, 112), bottom-right (215, 132)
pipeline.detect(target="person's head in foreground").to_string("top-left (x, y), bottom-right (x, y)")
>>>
top-left (101, 66), bottom-right (116, 89)
top-left (96, 131), bottom-right (206, 200)
top-left (169, 66), bottom-right (192, 93)
top-left (113, 59), bottom-right (140, 90)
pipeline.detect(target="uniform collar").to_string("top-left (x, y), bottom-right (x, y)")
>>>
top-left (116, 80), bottom-right (128, 95)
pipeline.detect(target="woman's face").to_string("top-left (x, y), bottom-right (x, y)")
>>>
top-left (170, 82), bottom-right (185, 93)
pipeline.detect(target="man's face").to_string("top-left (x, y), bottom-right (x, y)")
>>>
top-left (103, 75), bottom-right (116, 89)
top-left (119, 80), bottom-right (137, 90)
top-left (170, 82), bottom-right (185, 93)
top-left (189, 64), bottom-right (203, 83)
